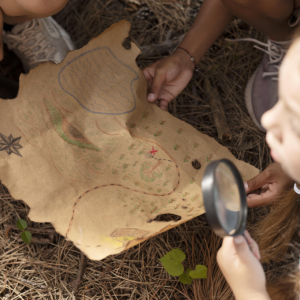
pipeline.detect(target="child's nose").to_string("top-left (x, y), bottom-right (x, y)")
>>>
top-left (261, 102), bottom-right (282, 131)
top-left (271, 127), bottom-right (283, 144)
top-left (261, 105), bottom-right (284, 145)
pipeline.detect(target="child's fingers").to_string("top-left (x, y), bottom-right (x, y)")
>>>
top-left (247, 193), bottom-right (265, 207)
top-left (260, 184), bottom-right (269, 193)
top-left (148, 68), bottom-right (166, 102)
top-left (232, 235), bottom-right (254, 263)
top-left (217, 236), bottom-right (235, 263)
top-left (244, 171), bottom-right (270, 193)
top-left (142, 68), bottom-right (154, 90)
top-left (159, 99), bottom-right (169, 111)
top-left (247, 189), bottom-right (274, 207)
top-left (244, 230), bottom-right (261, 260)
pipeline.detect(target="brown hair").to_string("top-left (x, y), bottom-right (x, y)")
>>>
top-left (256, 189), bottom-right (300, 263)
top-left (254, 188), bottom-right (300, 299)
top-left (267, 270), bottom-right (300, 300)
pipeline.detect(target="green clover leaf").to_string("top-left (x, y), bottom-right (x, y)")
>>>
top-left (189, 264), bottom-right (207, 279)
top-left (159, 249), bottom-right (186, 276)
top-left (21, 231), bottom-right (32, 245)
top-left (17, 219), bottom-right (27, 231)
top-left (179, 268), bottom-right (193, 284)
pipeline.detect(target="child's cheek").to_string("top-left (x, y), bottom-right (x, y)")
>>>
top-left (282, 135), bottom-right (300, 182)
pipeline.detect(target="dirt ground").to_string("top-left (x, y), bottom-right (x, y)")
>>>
top-left (0, 0), bottom-right (284, 299)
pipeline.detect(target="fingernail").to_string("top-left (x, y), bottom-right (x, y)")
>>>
top-left (234, 236), bottom-right (244, 244)
top-left (147, 93), bottom-right (155, 101)
top-left (244, 182), bottom-right (248, 192)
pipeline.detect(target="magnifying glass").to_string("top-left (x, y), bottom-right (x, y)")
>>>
top-left (201, 159), bottom-right (247, 238)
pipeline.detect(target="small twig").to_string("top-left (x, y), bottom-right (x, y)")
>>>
top-left (5, 225), bottom-right (56, 234)
top-left (73, 252), bottom-right (87, 295)
top-left (0, 271), bottom-right (7, 294)
top-left (0, 195), bottom-right (13, 199)
top-left (191, 82), bottom-right (200, 121)
top-left (20, 278), bottom-right (47, 290)
top-left (150, 279), bottom-right (168, 300)
top-left (204, 78), bottom-right (232, 140)
top-left (17, 237), bottom-right (51, 244)
top-left (5, 228), bottom-right (11, 239)
top-left (173, 286), bottom-right (193, 300)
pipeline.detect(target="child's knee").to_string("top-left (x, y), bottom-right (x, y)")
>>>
top-left (15, 0), bottom-right (68, 17)
top-left (222, 0), bottom-right (294, 20)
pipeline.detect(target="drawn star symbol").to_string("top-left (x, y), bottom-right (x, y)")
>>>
top-left (0, 133), bottom-right (23, 157)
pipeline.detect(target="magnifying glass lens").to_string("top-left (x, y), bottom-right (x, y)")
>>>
top-left (214, 162), bottom-right (241, 235)
top-left (202, 159), bottom-right (247, 237)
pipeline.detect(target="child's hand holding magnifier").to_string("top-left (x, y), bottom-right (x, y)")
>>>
top-left (202, 159), bottom-right (271, 300)
top-left (217, 231), bottom-right (270, 300)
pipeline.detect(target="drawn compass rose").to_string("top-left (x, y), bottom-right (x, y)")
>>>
top-left (0, 133), bottom-right (23, 157)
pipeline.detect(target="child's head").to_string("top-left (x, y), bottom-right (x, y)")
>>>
top-left (261, 36), bottom-right (300, 183)
top-left (257, 35), bottom-right (300, 300)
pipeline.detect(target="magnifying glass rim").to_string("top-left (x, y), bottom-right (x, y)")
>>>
top-left (202, 159), bottom-right (247, 237)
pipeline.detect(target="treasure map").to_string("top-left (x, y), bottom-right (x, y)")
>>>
top-left (0, 20), bottom-right (258, 260)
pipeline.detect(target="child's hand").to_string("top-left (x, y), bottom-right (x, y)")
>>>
top-left (244, 162), bottom-right (294, 207)
top-left (217, 231), bottom-right (270, 300)
top-left (142, 49), bottom-right (194, 110)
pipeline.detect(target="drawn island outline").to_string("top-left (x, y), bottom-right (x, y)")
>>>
top-left (58, 46), bottom-right (139, 115)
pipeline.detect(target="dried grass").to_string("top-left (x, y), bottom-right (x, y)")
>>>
top-left (0, 0), bottom-right (290, 299)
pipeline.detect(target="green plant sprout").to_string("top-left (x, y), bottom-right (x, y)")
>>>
top-left (159, 249), bottom-right (207, 284)
top-left (16, 219), bottom-right (32, 245)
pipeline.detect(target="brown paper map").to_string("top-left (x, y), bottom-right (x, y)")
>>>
top-left (0, 20), bottom-right (258, 260)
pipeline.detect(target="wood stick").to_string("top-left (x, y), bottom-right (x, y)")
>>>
top-left (17, 237), bottom-right (51, 244)
top-left (150, 279), bottom-right (168, 300)
top-left (204, 78), bottom-right (232, 140)
top-left (73, 252), bottom-right (87, 295)
top-left (20, 278), bottom-right (47, 289)
top-left (5, 225), bottom-right (56, 234)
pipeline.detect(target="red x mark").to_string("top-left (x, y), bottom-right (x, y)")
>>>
top-left (149, 146), bottom-right (158, 155)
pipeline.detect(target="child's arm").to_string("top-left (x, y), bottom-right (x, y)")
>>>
top-left (217, 231), bottom-right (271, 300)
top-left (142, 0), bottom-right (234, 110)
top-left (178, 0), bottom-right (234, 66)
